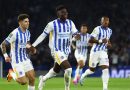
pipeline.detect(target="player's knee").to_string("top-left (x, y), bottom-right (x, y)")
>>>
top-left (101, 65), bottom-right (109, 69)
top-left (78, 60), bottom-right (85, 68)
top-left (64, 68), bottom-right (72, 76)
top-left (18, 77), bottom-right (28, 85)
top-left (20, 80), bottom-right (27, 85)
top-left (53, 67), bottom-right (61, 73)
top-left (89, 67), bottom-right (95, 72)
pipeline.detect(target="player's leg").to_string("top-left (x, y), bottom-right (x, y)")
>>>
top-left (8, 64), bottom-right (28, 85)
top-left (53, 50), bottom-right (72, 90)
top-left (60, 60), bottom-right (72, 90)
top-left (73, 60), bottom-right (85, 84)
top-left (22, 60), bottom-right (35, 90)
top-left (42, 62), bottom-right (61, 81)
top-left (99, 51), bottom-right (109, 90)
top-left (101, 65), bottom-right (109, 90)
top-left (38, 62), bottom-right (61, 90)
top-left (26, 69), bottom-right (35, 90)
top-left (80, 52), bottom-right (99, 85)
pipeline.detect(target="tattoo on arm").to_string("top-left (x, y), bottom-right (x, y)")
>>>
top-left (1, 41), bottom-right (7, 54)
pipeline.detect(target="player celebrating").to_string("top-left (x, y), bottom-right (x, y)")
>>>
top-left (27, 5), bottom-right (80, 90)
top-left (0, 14), bottom-right (36, 90)
top-left (72, 24), bottom-right (90, 85)
top-left (80, 16), bottom-right (112, 90)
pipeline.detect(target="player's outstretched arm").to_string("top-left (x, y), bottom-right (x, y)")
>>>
top-left (0, 41), bottom-right (11, 62)
top-left (89, 37), bottom-right (108, 44)
top-left (89, 37), bottom-right (99, 44)
top-left (32, 33), bottom-right (46, 47)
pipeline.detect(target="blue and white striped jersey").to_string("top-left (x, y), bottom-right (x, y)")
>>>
top-left (42, 19), bottom-right (78, 55)
top-left (5, 27), bottom-right (30, 63)
top-left (75, 33), bottom-right (90, 56)
top-left (90, 26), bottom-right (112, 52)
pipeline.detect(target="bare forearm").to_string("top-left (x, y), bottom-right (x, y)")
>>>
top-left (107, 40), bottom-right (112, 48)
top-left (0, 41), bottom-right (7, 54)
top-left (89, 38), bottom-right (99, 44)
top-left (71, 41), bottom-right (76, 49)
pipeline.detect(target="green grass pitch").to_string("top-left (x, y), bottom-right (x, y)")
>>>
top-left (0, 77), bottom-right (130, 90)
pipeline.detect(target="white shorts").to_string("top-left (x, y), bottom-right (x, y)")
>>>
top-left (74, 49), bottom-right (87, 63)
top-left (53, 50), bottom-right (69, 65)
top-left (89, 51), bottom-right (109, 68)
top-left (11, 59), bottom-right (34, 78)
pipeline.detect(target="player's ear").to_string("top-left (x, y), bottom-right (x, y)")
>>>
top-left (18, 20), bottom-right (22, 25)
top-left (57, 11), bottom-right (60, 17)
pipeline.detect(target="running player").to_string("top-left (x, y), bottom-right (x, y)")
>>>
top-left (72, 24), bottom-right (90, 85)
top-left (0, 14), bottom-right (36, 90)
top-left (80, 16), bottom-right (112, 90)
top-left (26, 5), bottom-right (80, 90)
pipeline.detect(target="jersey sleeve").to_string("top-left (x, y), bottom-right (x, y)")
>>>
top-left (27, 30), bottom-right (31, 41)
top-left (32, 22), bottom-right (53, 47)
top-left (5, 31), bottom-right (16, 43)
top-left (87, 34), bottom-right (91, 42)
top-left (110, 29), bottom-right (112, 37)
top-left (71, 21), bottom-right (78, 35)
top-left (42, 22), bottom-right (53, 35)
top-left (90, 27), bottom-right (99, 38)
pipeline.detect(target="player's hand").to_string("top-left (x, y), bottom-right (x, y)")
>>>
top-left (102, 38), bottom-right (108, 43)
top-left (26, 44), bottom-right (37, 55)
top-left (26, 43), bottom-right (32, 49)
top-left (75, 33), bottom-right (81, 40)
top-left (107, 40), bottom-right (112, 48)
top-left (29, 46), bottom-right (37, 55)
top-left (5, 57), bottom-right (11, 62)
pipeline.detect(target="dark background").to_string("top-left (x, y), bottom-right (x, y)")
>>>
top-left (0, 0), bottom-right (130, 74)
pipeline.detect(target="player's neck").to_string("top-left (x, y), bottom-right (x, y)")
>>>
top-left (81, 32), bottom-right (87, 35)
top-left (58, 18), bottom-right (66, 23)
top-left (101, 25), bottom-right (108, 30)
top-left (19, 26), bottom-right (26, 33)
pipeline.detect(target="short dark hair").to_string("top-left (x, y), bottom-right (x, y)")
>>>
top-left (56, 5), bottom-right (67, 12)
top-left (80, 24), bottom-right (87, 27)
top-left (17, 14), bottom-right (29, 22)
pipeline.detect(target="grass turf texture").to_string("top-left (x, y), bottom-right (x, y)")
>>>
top-left (0, 77), bottom-right (129, 90)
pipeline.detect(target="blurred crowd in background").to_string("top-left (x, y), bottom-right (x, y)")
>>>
top-left (0, 0), bottom-right (130, 71)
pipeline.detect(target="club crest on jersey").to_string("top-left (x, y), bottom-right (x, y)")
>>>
top-left (19, 71), bottom-right (23, 75)
top-left (92, 63), bottom-right (95, 67)
top-left (61, 56), bottom-right (64, 59)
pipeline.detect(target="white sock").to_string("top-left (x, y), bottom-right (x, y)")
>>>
top-left (43, 68), bottom-right (57, 81)
top-left (79, 68), bottom-right (82, 76)
top-left (74, 66), bottom-right (82, 80)
top-left (28, 85), bottom-right (35, 90)
top-left (102, 69), bottom-right (109, 90)
top-left (81, 69), bottom-right (94, 79)
top-left (10, 72), bottom-right (17, 81)
top-left (64, 68), bottom-right (72, 90)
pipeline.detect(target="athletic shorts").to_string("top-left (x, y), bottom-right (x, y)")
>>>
top-left (74, 49), bottom-right (87, 63)
top-left (53, 50), bottom-right (69, 65)
top-left (11, 59), bottom-right (34, 78)
top-left (89, 51), bottom-right (109, 68)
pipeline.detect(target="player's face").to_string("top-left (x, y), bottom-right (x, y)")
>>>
top-left (57, 8), bottom-right (68, 21)
top-left (19, 18), bottom-right (29, 30)
top-left (101, 17), bottom-right (109, 27)
top-left (80, 26), bottom-right (88, 34)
